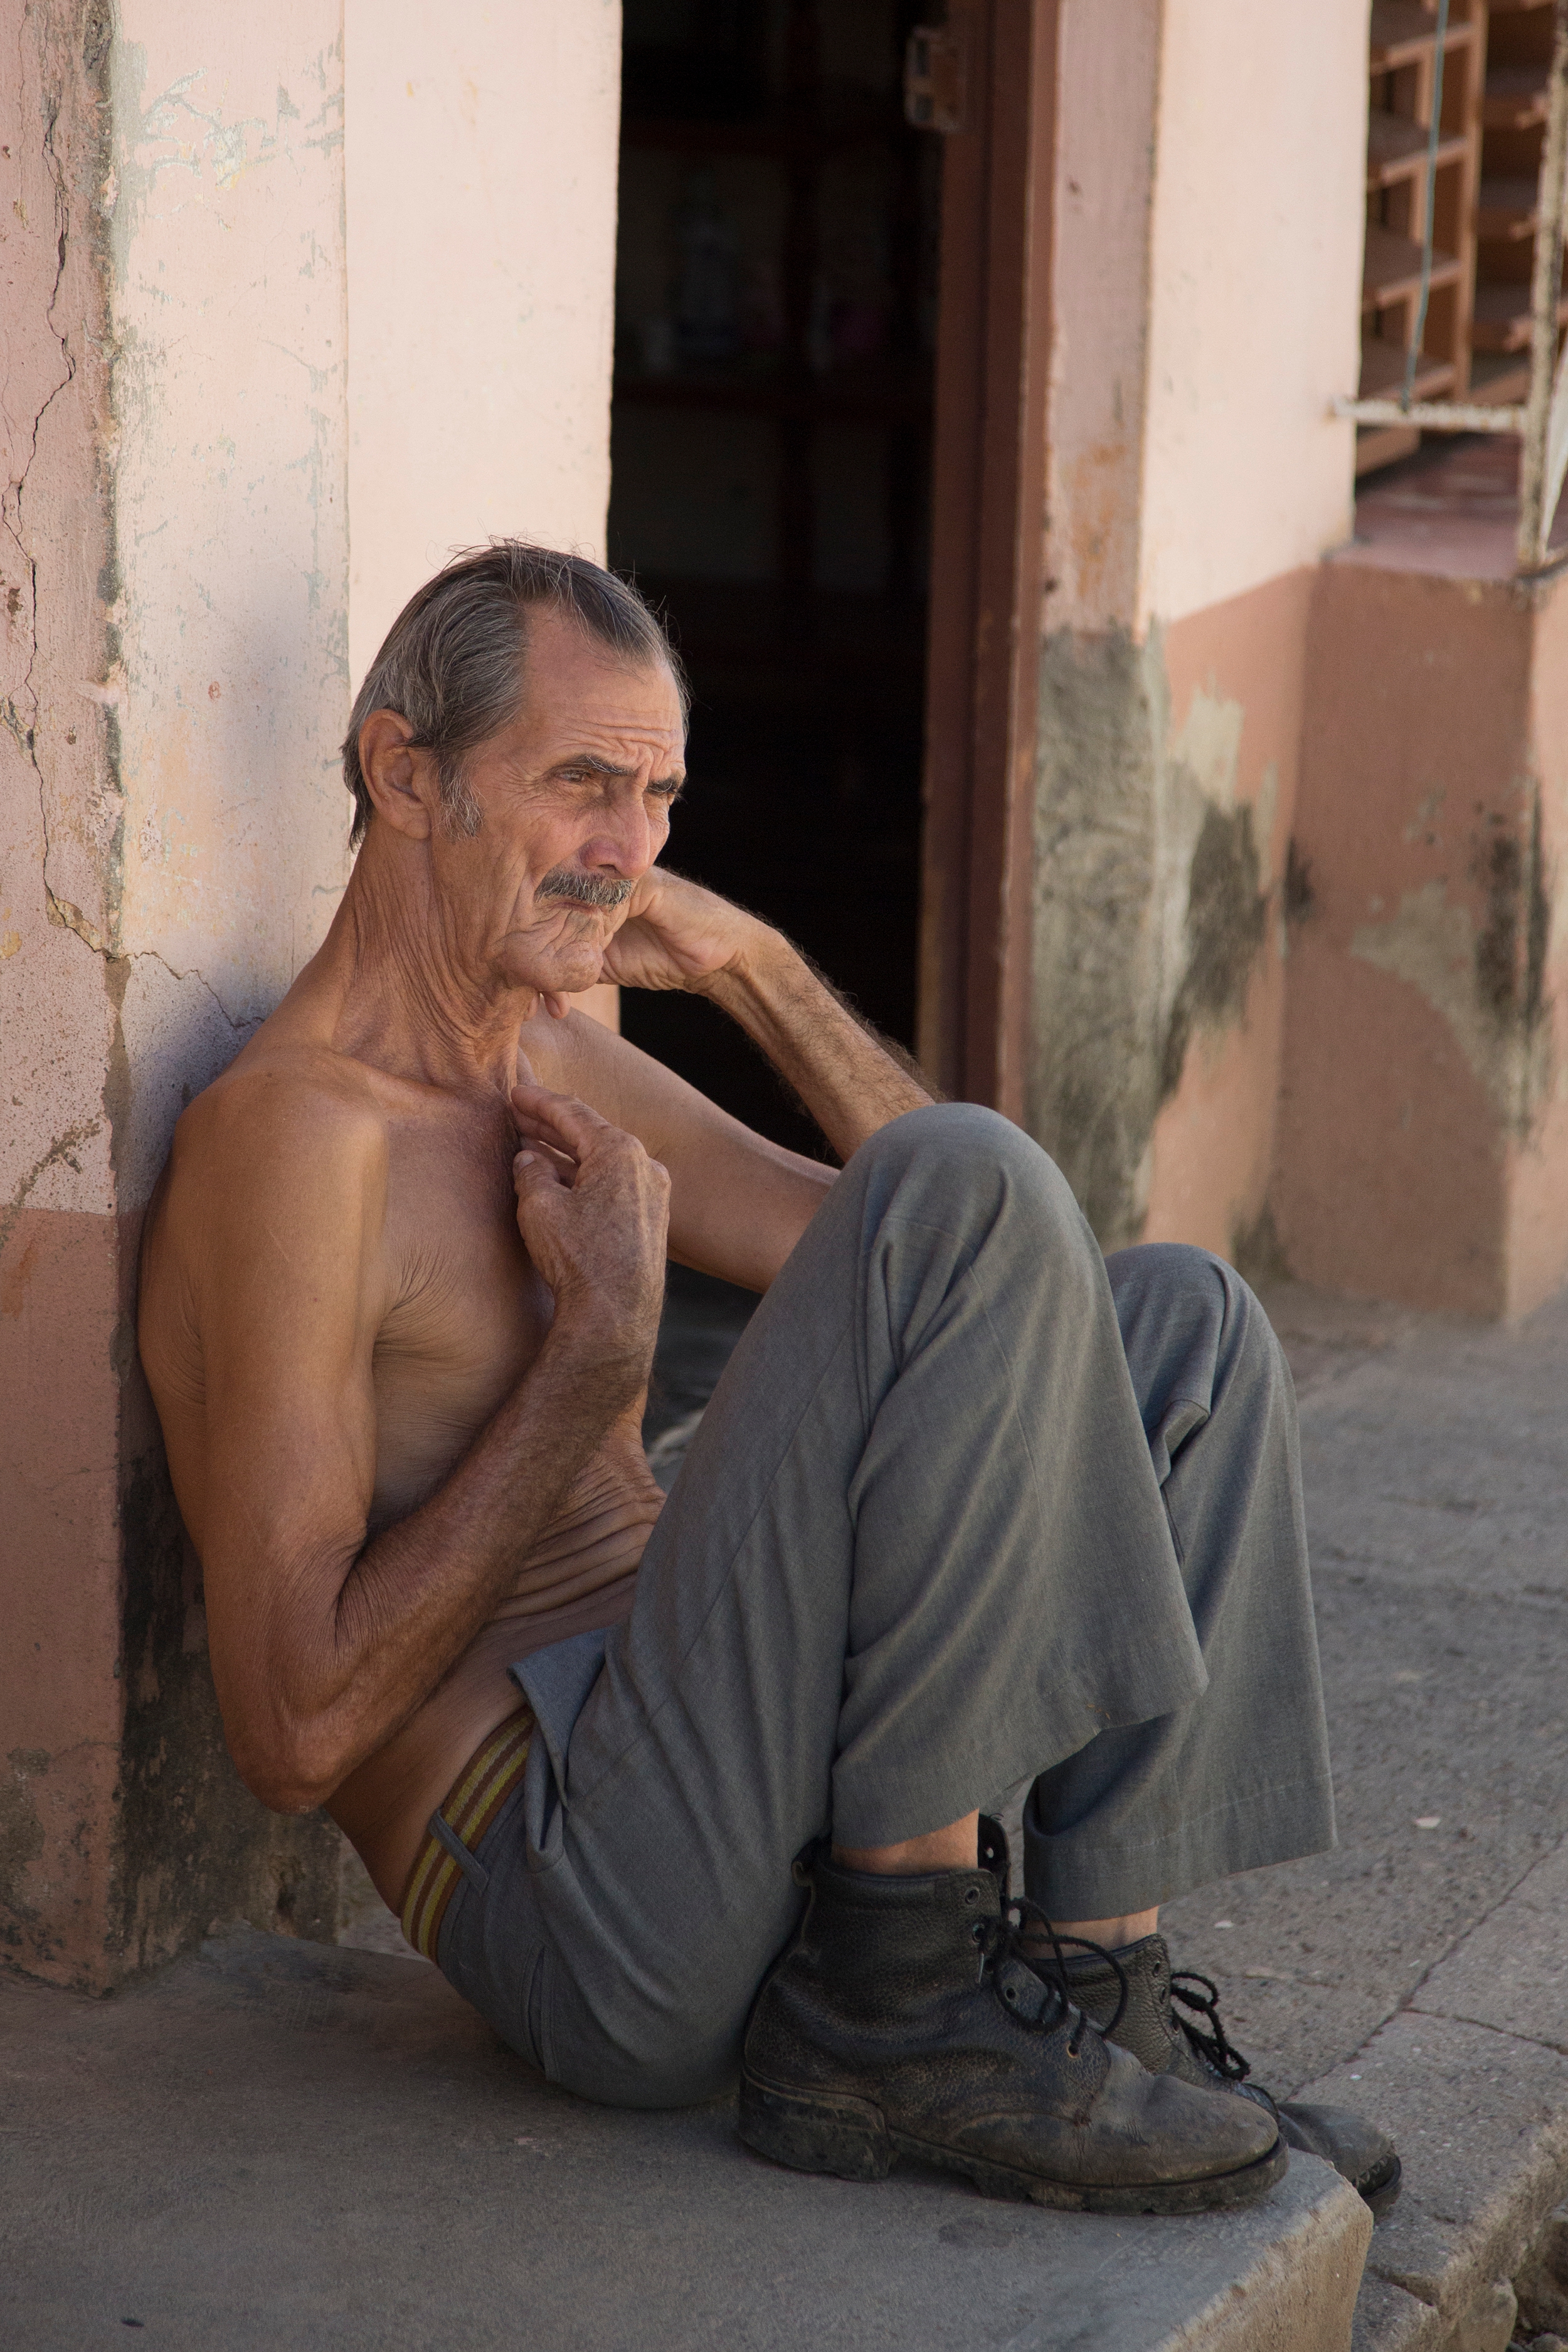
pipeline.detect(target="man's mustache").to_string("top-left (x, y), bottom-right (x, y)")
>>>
top-left (537, 865), bottom-right (635, 911)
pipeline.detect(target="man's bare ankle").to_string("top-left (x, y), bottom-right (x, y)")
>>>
top-left (834, 1813), bottom-right (981, 1877)
top-left (1030, 1909), bottom-right (1160, 1952)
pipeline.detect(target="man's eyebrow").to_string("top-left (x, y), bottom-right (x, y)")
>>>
top-left (548, 751), bottom-right (637, 778)
top-left (548, 751), bottom-right (685, 793)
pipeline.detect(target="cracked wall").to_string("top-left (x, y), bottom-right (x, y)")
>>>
top-left (3, 0), bottom-right (625, 1988)
top-left (2, 0), bottom-right (349, 1989)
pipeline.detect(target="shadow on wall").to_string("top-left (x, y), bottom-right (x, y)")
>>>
top-left (100, 918), bottom-right (351, 1974)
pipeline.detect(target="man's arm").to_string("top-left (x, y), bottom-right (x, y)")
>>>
top-left (598, 867), bottom-right (934, 1167)
top-left (176, 1072), bottom-right (667, 1813)
top-left (705, 926), bottom-right (932, 1163)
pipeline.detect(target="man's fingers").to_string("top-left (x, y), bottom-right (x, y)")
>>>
top-left (509, 1079), bottom-right (620, 1158)
top-left (512, 1147), bottom-right (568, 1195)
top-left (514, 1133), bottom-right (576, 1177)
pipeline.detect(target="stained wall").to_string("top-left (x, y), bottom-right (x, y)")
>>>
top-left (1277, 554), bottom-right (1568, 1318)
top-left (1, 0), bottom-right (622, 1989)
top-left (1031, 0), bottom-right (1367, 1261)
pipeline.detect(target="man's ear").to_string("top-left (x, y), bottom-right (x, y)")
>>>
top-left (359, 709), bottom-right (437, 840)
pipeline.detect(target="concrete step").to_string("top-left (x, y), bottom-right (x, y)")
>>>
top-left (1303, 1836), bottom-right (1568, 2351)
top-left (0, 1927), bottom-right (1371, 2352)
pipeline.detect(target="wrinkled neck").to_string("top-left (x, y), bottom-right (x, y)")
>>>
top-left (319, 828), bottom-right (538, 1094)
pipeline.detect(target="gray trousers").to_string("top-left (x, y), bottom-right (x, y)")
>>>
top-left (440, 1105), bottom-right (1335, 2108)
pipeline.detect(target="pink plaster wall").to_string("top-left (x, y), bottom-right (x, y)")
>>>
top-left (4, 0), bottom-right (630, 1989)
top-left (1507, 579), bottom-right (1568, 1313)
top-left (5, 0), bottom-right (354, 1989)
top-left (342, 0), bottom-right (623, 1031)
top-left (1143, 570), bottom-right (1313, 1259)
top-left (1036, 0), bottom-right (1363, 1266)
top-left (0, 1209), bottom-right (124, 1976)
top-left (344, 0), bottom-right (622, 679)
top-left (1274, 558), bottom-right (1568, 1318)
top-left (3, 0), bottom-right (124, 1989)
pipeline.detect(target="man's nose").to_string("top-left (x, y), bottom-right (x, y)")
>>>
top-left (581, 795), bottom-right (662, 879)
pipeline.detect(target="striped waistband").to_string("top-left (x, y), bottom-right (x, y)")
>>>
top-left (400, 1704), bottom-right (534, 1961)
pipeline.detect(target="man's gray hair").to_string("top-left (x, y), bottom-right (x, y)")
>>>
top-left (340, 541), bottom-right (686, 847)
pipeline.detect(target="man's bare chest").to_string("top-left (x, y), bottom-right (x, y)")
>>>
top-left (369, 1116), bottom-right (553, 1513)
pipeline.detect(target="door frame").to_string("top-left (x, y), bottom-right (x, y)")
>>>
top-left (916, 0), bottom-right (1059, 1121)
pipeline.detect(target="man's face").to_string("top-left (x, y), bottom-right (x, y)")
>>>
top-left (428, 608), bottom-right (686, 999)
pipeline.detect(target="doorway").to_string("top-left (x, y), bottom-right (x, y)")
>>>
top-left (608, 1), bottom-right (940, 1153)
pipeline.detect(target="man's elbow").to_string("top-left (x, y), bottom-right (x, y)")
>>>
top-left (229, 1724), bottom-right (344, 1816)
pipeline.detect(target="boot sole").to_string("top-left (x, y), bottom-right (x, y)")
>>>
top-left (1362, 2154), bottom-right (1402, 2221)
top-left (739, 2074), bottom-right (1290, 2215)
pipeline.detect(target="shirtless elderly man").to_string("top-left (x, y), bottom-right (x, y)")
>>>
top-left (140, 542), bottom-right (1398, 2219)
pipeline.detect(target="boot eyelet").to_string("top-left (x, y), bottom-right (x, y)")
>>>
top-left (962, 1887), bottom-right (979, 1905)
top-left (1003, 1984), bottom-right (1017, 2004)
top-left (970, 1920), bottom-right (986, 1945)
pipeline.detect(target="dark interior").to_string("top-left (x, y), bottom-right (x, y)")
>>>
top-left (608, 0), bottom-right (940, 1154)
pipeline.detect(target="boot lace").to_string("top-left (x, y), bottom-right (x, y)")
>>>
top-left (1170, 1969), bottom-right (1252, 2082)
top-left (978, 1898), bottom-right (1130, 2059)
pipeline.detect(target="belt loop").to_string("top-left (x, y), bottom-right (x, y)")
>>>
top-left (430, 1809), bottom-right (490, 1892)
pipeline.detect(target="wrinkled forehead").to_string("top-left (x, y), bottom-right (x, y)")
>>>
top-left (516, 607), bottom-right (686, 758)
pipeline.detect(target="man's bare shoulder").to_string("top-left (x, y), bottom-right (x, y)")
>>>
top-left (180, 1036), bottom-right (394, 1161)
top-left (155, 1038), bottom-right (398, 1259)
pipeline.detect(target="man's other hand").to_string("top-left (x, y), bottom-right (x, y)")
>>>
top-left (510, 1081), bottom-right (670, 1372)
top-left (597, 867), bottom-right (766, 995)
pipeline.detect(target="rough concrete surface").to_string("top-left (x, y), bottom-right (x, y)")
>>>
top-left (1159, 1282), bottom-right (1568, 2348)
top-left (0, 1927), bottom-right (1369, 2352)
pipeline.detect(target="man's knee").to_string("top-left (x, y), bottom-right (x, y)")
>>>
top-left (852, 1103), bottom-right (1091, 1255)
top-left (1108, 1241), bottom-right (1290, 1406)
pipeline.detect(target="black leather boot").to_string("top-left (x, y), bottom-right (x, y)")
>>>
top-left (739, 1841), bottom-right (1286, 2215)
top-left (1051, 1933), bottom-right (1402, 2218)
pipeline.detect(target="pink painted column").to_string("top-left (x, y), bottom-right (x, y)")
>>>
top-left (1276, 536), bottom-right (1568, 1320)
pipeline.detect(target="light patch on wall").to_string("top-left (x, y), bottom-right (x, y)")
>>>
top-left (1168, 681), bottom-right (1243, 813)
top-left (107, 6), bottom-right (351, 1029)
top-left (1352, 880), bottom-right (1550, 1136)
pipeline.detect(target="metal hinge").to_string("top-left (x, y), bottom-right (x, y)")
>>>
top-left (904, 25), bottom-right (966, 134)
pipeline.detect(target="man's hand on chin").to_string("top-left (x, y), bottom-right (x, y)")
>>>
top-left (568, 862), bottom-right (928, 1172)
top-left (596, 868), bottom-right (769, 996)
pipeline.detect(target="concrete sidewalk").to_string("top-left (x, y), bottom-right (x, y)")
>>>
top-left (3, 1273), bottom-right (1566, 2351)
top-left (0, 1926), bottom-right (1369, 2352)
top-left (1165, 1280), bottom-right (1568, 2351)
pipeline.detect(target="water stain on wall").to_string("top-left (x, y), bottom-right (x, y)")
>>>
top-left (1030, 625), bottom-right (1273, 1249)
top-left (0, 1754), bottom-right (48, 1948)
top-left (1352, 789), bottom-right (1555, 1142)
top-left (111, 1422), bottom-right (342, 1978)
top-left (1158, 802), bottom-right (1268, 1103)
